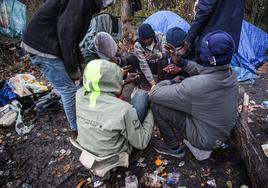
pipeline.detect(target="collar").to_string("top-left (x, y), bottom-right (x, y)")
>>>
top-left (198, 64), bottom-right (231, 75)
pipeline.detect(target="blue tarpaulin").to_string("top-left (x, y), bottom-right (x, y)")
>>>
top-left (144, 11), bottom-right (268, 82)
top-left (231, 21), bottom-right (268, 81)
top-left (0, 0), bottom-right (27, 38)
top-left (0, 80), bottom-right (17, 107)
top-left (144, 10), bottom-right (190, 34)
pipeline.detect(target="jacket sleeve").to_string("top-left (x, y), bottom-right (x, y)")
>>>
top-left (122, 108), bottom-right (154, 150)
top-left (150, 80), bottom-right (192, 114)
top-left (185, 0), bottom-right (218, 44)
top-left (182, 60), bottom-right (204, 76)
top-left (57, 0), bottom-right (90, 74)
top-left (134, 43), bottom-right (155, 84)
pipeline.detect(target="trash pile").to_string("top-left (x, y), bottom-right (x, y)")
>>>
top-left (0, 74), bottom-right (60, 135)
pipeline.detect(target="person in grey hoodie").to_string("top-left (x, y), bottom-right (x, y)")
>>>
top-left (150, 30), bottom-right (239, 160)
top-left (75, 59), bottom-right (154, 176)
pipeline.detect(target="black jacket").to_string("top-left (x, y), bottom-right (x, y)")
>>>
top-left (185, 0), bottom-right (244, 51)
top-left (23, 0), bottom-right (100, 74)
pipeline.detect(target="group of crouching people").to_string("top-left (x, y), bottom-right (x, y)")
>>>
top-left (21, 0), bottom-right (243, 178)
top-left (73, 25), bottom-right (239, 177)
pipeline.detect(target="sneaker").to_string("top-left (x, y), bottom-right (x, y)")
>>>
top-left (69, 129), bottom-right (78, 140)
top-left (153, 141), bottom-right (186, 158)
top-left (183, 139), bottom-right (212, 161)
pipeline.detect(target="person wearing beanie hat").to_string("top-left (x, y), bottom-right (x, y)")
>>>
top-left (166, 27), bottom-right (187, 49)
top-left (138, 23), bottom-right (156, 41)
top-left (150, 31), bottom-right (239, 161)
top-left (166, 27), bottom-right (195, 60)
top-left (134, 23), bottom-right (169, 87)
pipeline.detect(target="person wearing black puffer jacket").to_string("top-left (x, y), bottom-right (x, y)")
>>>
top-left (21, 0), bottom-right (115, 138)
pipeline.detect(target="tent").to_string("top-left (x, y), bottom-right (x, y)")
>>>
top-left (144, 10), bottom-right (190, 34)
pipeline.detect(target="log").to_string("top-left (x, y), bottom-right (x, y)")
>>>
top-left (233, 93), bottom-right (268, 188)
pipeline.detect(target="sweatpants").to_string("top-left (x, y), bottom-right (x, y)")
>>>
top-left (151, 102), bottom-right (186, 150)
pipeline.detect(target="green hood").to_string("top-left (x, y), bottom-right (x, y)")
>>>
top-left (83, 59), bottom-right (123, 107)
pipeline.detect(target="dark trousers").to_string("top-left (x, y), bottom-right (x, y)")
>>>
top-left (149, 59), bottom-right (172, 82)
top-left (151, 103), bottom-right (186, 150)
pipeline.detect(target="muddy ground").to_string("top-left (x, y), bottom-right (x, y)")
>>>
top-left (0, 57), bottom-right (267, 188)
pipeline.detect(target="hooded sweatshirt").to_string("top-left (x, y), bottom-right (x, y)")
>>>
top-left (76, 59), bottom-right (154, 158)
top-left (150, 60), bottom-right (239, 150)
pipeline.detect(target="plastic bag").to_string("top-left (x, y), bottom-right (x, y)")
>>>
top-left (0, 80), bottom-right (17, 107)
top-left (0, 0), bottom-right (26, 38)
top-left (9, 74), bottom-right (48, 97)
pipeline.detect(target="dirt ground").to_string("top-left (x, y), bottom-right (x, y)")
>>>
top-left (0, 99), bottom-right (252, 188)
top-left (0, 54), bottom-right (267, 188)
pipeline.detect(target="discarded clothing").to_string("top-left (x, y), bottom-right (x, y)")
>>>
top-left (35, 90), bottom-right (61, 112)
top-left (0, 104), bottom-right (17, 126)
top-left (0, 80), bottom-right (17, 107)
top-left (80, 13), bottom-right (122, 59)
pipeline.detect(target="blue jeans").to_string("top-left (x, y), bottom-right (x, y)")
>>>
top-left (30, 56), bottom-right (77, 130)
top-left (130, 89), bottom-right (150, 123)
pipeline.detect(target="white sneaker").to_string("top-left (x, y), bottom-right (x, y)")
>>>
top-left (183, 139), bottom-right (212, 161)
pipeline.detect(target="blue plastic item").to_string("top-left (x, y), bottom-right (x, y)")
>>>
top-left (0, 0), bottom-right (27, 38)
top-left (231, 56), bottom-right (259, 83)
top-left (261, 101), bottom-right (268, 108)
top-left (143, 10), bottom-right (190, 34)
top-left (0, 80), bottom-right (17, 107)
top-left (232, 21), bottom-right (268, 73)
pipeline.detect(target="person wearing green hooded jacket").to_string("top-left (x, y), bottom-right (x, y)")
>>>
top-left (75, 59), bottom-right (154, 177)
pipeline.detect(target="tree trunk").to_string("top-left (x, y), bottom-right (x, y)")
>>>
top-left (233, 93), bottom-right (268, 188)
top-left (121, 0), bottom-right (135, 43)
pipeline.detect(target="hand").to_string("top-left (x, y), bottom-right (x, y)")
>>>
top-left (124, 73), bottom-right (140, 85)
top-left (148, 83), bottom-right (156, 96)
top-left (178, 41), bottom-right (192, 57)
top-left (110, 57), bottom-right (120, 64)
top-left (150, 80), bottom-right (156, 86)
top-left (163, 64), bottom-right (182, 75)
top-left (123, 65), bottom-right (132, 79)
top-left (70, 69), bottom-right (81, 81)
top-left (145, 53), bottom-right (158, 61)
top-left (172, 75), bottom-right (185, 83)
top-left (164, 44), bottom-right (182, 64)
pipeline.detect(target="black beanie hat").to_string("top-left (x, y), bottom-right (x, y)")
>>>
top-left (138, 23), bottom-right (155, 40)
